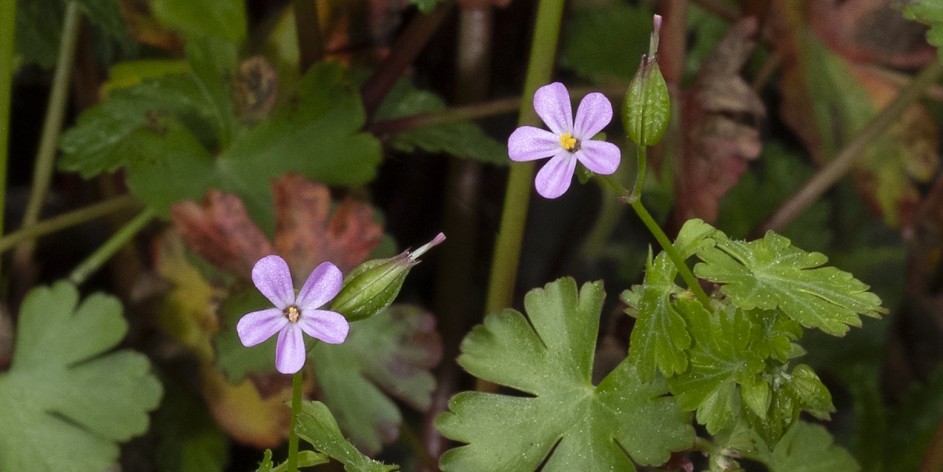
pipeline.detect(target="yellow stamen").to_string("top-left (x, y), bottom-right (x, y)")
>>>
top-left (559, 132), bottom-right (578, 151)
top-left (286, 306), bottom-right (301, 323)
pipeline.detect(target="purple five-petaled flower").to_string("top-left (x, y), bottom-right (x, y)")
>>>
top-left (508, 82), bottom-right (621, 199)
top-left (237, 255), bottom-right (350, 374)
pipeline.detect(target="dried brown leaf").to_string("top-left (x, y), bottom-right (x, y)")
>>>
top-left (675, 18), bottom-right (765, 225)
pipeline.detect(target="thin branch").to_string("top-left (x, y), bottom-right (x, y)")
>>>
top-left (12, 1), bottom-right (82, 276)
top-left (68, 208), bottom-right (155, 286)
top-left (0, 195), bottom-right (141, 254)
top-left (756, 57), bottom-right (943, 236)
top-left (361, 2), bottom-right (454, 117)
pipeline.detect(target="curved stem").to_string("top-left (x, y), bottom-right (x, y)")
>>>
top-left (286, 371), bottom-right (303, 472)
top-left (629, 198), bottom-right (711, 307)
top-left (14, 1), bottom-right (81, 266)
top-left (68, 208), bottom-right (155, 286)
top-left (600, 171), bottom-right (712, 308)
top-left (0, 195), bottom-right (140, 253)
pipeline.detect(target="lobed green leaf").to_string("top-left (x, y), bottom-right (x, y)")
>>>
top-left (694, 229), bottom-right (885, 336)
top-left (0, 282), bottom-right (163, 471)
top-left (437, 278), bottom-right (693, 471)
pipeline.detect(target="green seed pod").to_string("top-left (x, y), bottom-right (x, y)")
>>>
top-left (623, 15), bottom-right (670, 147)
top-left (331, 233), bottom-right (445, 321)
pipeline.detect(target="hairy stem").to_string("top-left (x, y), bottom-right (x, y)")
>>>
top-left (68, 208), bottom-right (155, 286)
top-left (757, 57), bottom-right (943, 235)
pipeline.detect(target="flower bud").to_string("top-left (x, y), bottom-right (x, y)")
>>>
top-left (623, 14), bottom-right (670, 146)
top-left (331, 233), bottom-right (446, 321)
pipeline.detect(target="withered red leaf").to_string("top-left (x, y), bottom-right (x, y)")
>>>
top-left (171, 174), bottom-right (384, 281)
top-left (171, 191), bottom-right (274, 279)
top-left (674, 18), bottom-right (765, 226)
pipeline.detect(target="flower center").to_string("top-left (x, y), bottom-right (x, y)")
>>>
top-left (285, 305), bottom-right (301, 323)
top-left (559, 132), bottom-right (579, 151)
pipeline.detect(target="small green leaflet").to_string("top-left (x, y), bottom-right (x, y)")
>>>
top-left (437, 278), bottom-right (693, 471)
top-left (294, 401), bottom-right (398, 472)
top-left (763, 421), bottom-right (859, 472)
top-left (694, 228), bottom-right (885, 336)
top-left (623, 218), bottom-right (717, 382)
top-left (666, 305), bottom-right (765, 435)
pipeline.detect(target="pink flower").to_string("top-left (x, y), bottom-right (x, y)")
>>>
top-left (508, 82), bottom-right (621, 199)
top-left (237, 256), bottom-right (349, 374)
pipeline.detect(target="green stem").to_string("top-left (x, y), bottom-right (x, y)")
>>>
top-left (626, 142), bottom-right (710, 307)
top-left (0, 195), bottom-right (140, 253)
top-left (0, 0), bottom-right (16, 265)
top-left (629, 198), bottom-right (711, 307)
top-left (16, 1), bottom-right (81, 252)
top-left (599, 169), bottom-right (712, 308)
top-left (692, 435), bottom-right (714, 453)
top-left (68, 208), bottom-right (155, 285)
top-left (286, 371), bottom-right (303, 472)
top-left (483, 0), bottom-right (565, 317)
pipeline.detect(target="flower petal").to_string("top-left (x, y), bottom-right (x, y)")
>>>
top-left (508, 126), bottom-right (561, 162)
top-left (298, 310), bottom-right (350, 344)
top-left (534, 152), bottom-right (578, 199)
top-left (275, 324), bottom-right (306, 374)
top-left (572, 92), bottom-right (613, 139)
top-left (251, 255), bottom-right (296, 308)
top-left (575, 140), bottom-right (621, 175)
top-left (533, 82), bottom-right (573, 135)
top-left (237, 308), bottom-right (288, 347)
top-left (296, 261), bottom-right (343, 310)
